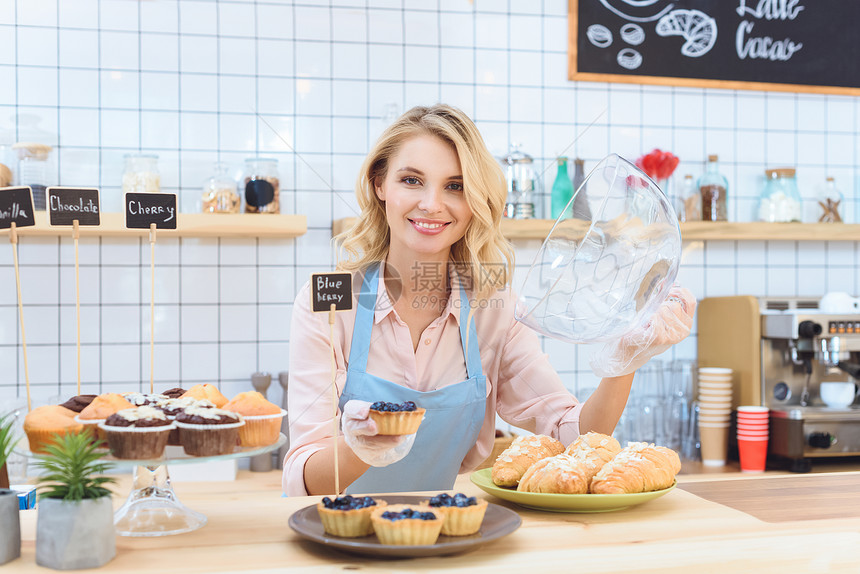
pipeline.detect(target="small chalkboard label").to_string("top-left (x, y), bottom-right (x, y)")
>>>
top-left (310, 272), bottom-right (353, 313)
top-left (0, 186), bottom-right (36, 229)
top-left (47, 187), bottom-right (101, 226)
top-left (125, 192), bottom-right (177, 229)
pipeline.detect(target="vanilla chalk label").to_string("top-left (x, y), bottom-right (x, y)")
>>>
top-left (0, 187), bottom-right (36, 228)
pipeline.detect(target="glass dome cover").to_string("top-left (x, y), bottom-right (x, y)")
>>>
top-left (515, 154), bottom-right (681, 344)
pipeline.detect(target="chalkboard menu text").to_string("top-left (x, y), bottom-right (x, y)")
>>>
top-left (311, 272), bottom-right (353, 313)
top-left (570, 0), bottom-right (860, 94)
top-left (125, 192), bottom-right (177, 229)
top-left (47, 187), bottom-right (101, 226)
top-left (0, 187), bottom-right (36, 229)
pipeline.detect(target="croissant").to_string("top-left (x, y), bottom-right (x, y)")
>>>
top-left (492, 434), bottom-right (564, 487)
top-left (516, 453), bottom-right (589, 494)
top-left (564, 432), bottom-right (622, 485)
top-left (590, 442), bottom-right (681, 494)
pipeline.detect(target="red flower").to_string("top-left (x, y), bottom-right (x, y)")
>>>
top-left (635, 149), bottom-right (680, 180)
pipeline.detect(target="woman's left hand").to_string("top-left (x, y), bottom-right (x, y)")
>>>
top-left (590, 285), bottom-right (696, 377)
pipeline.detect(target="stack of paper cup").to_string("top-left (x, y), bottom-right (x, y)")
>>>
top-left (736, 406), bottom-right (769, 473)
top-left (697, 367), bottom-right (733, 466)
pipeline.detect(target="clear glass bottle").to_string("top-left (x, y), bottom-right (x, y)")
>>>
top-left (242, 157), bottom-right (280, 214)
top-left (698, 154), bottom-right (728, 222)
top-left (550, 157), bottom-right (573, 220)
top-left (201, 161), bottom-right (240, 214)
top-left (570, 158), bottom-right (592, 220)
top-left (757, 167), bottom-right (802, 223)
top-left (676, 174), bottom-right (701, 222)
top-left (0, 143), bottom-right (14, 187)
top-left (122, 153), bottom-right (161, 194)
top-left (816, 176), bottom-right (843, 223)
top-left (13, 142), bottom-right (53, 210)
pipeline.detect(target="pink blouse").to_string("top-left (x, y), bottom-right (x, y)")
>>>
top-left (282, 270), bottom-right (583, 496)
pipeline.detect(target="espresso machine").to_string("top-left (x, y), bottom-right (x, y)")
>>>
top-left (699, 296), bottom-right (860, 472)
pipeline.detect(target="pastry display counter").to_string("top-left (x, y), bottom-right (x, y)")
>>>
top-left (8, 468), bottom-right (860, 572)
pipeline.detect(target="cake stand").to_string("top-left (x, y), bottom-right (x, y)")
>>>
top-left (19, 433), bottom-right (286, 537)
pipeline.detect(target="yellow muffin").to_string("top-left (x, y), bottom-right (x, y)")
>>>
top-left (180, 384), bottom-right (228, 408)
top-left (370, 504), bottom-right (444, 545)
top-left (424, 493), bottom-right (488, 536)
top-left (316, 495), bottom-right (387, 538)
top-left (76, 393), bottom-right (135, 441)
top-left (222, 391), bottom-right (285, 447)
top-left (23, 406), bottom-right (83, 454)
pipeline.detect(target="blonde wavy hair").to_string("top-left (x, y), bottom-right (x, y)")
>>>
top-left (337, 104), bottom-right (513, 300)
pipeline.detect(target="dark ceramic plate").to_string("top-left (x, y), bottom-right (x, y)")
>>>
top-left (288, 495), bottom-right (521, 558)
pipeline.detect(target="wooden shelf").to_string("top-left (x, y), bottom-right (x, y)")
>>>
top-left (332, 217), bottom-right (860, 242)
top-left (2, 212), bottom-right (307, 239)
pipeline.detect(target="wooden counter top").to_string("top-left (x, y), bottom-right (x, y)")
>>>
top-left (7, 469), bottom-right (860, 573)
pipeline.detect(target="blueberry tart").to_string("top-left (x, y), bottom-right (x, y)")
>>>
top-left (367, 401), bottom-right (425, 435)
top-left (424, 493), bottom-right (488, 536)
top-left (316, 495), bottom-right (386, 538)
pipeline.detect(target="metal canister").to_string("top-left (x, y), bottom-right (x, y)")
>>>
top-left (499, 144), bottom-right (538, 219)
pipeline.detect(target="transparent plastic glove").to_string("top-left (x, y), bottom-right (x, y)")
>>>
top-left (590, 285), bottom-right (697, 378)
top-left (341, 400), bottom-right (416, 467)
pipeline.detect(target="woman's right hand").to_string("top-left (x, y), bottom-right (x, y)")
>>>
top-left (341, 400), bottom-right (415, 467)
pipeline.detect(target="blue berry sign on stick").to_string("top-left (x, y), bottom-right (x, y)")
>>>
top-left (0, 187), bottom-right (36, 229)
top-left (310, 272), bottom-right (353, 313)
top-left (125, 192), bottom-right (177, 229)
top-left (310, 271), bottom-right (353, 496)
top-left (46, 187), bottom-right (100, 226)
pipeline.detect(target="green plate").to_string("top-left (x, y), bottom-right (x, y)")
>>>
top-left (469, 468), bottom-right (676, 513)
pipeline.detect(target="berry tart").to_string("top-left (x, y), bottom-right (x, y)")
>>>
top-left (316, 495), bottom-right (387, 538)
top-left (368, 401), bottom-right (425, 435)
top-left (370, 504), bottom-right (444, 545)
top-left (424, 493), bottom-right (488, 536)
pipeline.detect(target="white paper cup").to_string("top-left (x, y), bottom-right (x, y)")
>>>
top-left (737, 406), bottom-right (769, 414)
top-left (699, 367), bottom-right (733, 375)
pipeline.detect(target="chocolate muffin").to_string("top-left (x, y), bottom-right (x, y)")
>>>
top-left (153, 398), bottom-right (216, 445)
top-left (160, 387), bottom-right (186, 400)
top-left (101, 406), bottom-right (174, 460)
top-left (174, 406), bottom-right (244, 456)
top-left (122, 392), bottom-right (169, 407)
top-left (59, 395), bottom-right (97, 413)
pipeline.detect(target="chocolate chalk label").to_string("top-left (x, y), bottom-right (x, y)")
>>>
top-left (47, 187), bottom-right (101, 226)
top-left (311, 272), bottom-right (353, 312)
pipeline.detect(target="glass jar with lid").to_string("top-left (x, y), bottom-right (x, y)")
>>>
top-left (122, 153), bottom-right (161, 194)
top-left (816, 176), bottom-right (843, 223)
top-left (242, 158), bottom-right (280, 214)
top-left (757, 167), bottom-right (802, 222)
top-left (499, 144), bottom-right (538, 219)
top-left (698, 154), bottom-right (728, 222)
top-left (201, 161), bottom-right (240, 214)
top-left (12, 142), bottom-right (53, 210)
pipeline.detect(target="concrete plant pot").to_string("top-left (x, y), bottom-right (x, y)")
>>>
top-left (0, 489), bottom-right (21, 565)
top-left (36, 496), bottom-right (116, 570)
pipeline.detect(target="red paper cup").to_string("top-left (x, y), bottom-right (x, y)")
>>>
top-left (737, 431), bottom-right (769, 439)
top-left (738, 437), bottom-right (768, 473)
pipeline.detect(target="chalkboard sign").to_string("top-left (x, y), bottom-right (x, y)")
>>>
top-left (569, 0), bottom-right (860, 95)
top-left (0, 187), bottom-right (36, 229)
top-left (310, 272), bottom-right (353, 313)
top-left (47, 187), bottom-right (100, 226)
top-left (125, 192), bottom-right (177, 229)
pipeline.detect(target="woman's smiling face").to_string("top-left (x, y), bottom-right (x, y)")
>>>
top-left (376, 134), bottom-right (473, 261)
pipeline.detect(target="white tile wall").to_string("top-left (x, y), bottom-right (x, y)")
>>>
top-left (0, 1), bottom-right (859, 409)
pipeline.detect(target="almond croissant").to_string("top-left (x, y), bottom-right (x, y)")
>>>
top-left (564, 432), bottom-right (622, 485)
top-left (516, 453), bottom-right (589, 494)
top-left (590, 442), bottom-right (681, 494)
top-left (491, 434), bottom-right (564, 487)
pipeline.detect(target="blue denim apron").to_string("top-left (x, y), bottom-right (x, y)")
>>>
top-left (339, 264), bottom-right (487, 494)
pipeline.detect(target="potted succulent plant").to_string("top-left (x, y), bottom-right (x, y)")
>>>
top-left (0, 414), bottom-right (21, 565)
top-left (35, 432), bottom-right (117, 570)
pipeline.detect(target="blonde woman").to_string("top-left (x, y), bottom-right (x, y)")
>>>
top-left (283, 105), bottom-right (694, 496)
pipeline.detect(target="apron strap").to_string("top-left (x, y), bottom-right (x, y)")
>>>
top-left (348, 263), bottom-right (380, 373)
top-left (459, 283), bottom-right (483, 379)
